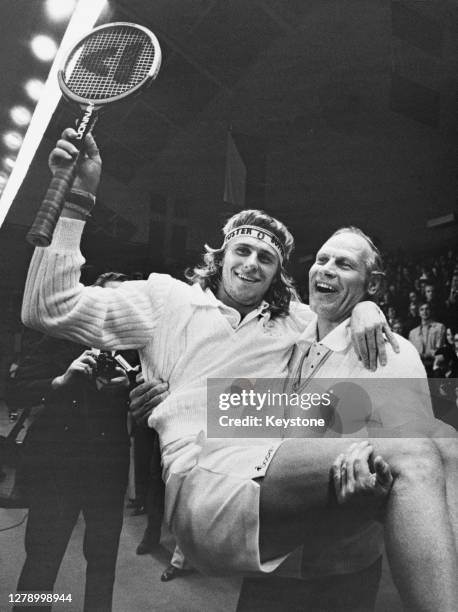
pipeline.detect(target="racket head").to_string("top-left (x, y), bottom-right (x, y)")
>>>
top-left (58, 22), bottom-right (162, 106)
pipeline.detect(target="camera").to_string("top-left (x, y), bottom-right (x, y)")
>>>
top-left (93, 352), bottom-right (119, 379)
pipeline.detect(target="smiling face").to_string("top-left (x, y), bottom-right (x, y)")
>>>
top-left (309, 232), bottom-right (377, 332)
top-left (217, 236), bottom-right (279, 314)
top-left (418, 303), bottom-right (431, 323)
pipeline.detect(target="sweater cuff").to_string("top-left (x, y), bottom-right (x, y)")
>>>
top-left (50, 217), bottom-right (85, 251)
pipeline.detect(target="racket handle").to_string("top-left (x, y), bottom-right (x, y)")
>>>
top-left (26, 158), bottom-right (79, 247)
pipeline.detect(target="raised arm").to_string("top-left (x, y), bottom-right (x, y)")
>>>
top-left (21, 129), bottom-right (159, 350)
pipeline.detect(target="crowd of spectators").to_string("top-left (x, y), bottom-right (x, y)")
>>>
top-left (374, 245), bottom-right (458, 424)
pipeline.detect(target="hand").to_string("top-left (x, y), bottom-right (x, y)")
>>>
top-left (49, 127), bottom-right (102, 195)
top-left (52, 350), bottom-right (97, 389)
top-left (97, 367), bottom-right (130, 392)
top-left (350, 302), bottom-right (400, 370)
top-left (332, 441), bottom-right (393, 504)
top-left (129, 378), bottom-right (169, 425)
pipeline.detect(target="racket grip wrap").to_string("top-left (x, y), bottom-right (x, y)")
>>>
top-left (26, 163), bottom-right (78, 247)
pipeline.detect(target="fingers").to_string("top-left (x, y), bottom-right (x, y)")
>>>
top-left (332, 454), bottom-right (345, 504)
top-left (49, 138), bottom-right (79, 169)
top-left (130, 388), bottom-right (169, 425)
top-left (129, 380), bottom-right (170, 424)
top-left (129, 380), bottom-right (162, 401)
top-left (374, 455), bottom-right (393, 490)
top-left (375, 326), bottom-right (387, 367)
top-left (78, 351), bottom-right (97, 366)
top-left (354, 332), bottom-right (370, 370)
top-left (333, 442), bottom-right (375, 504)
top-left (351, 332), bottom-right (362, 362)
top-left (350, 441), bottom-right (373, 477)
top-left (383, 324), bottom-right (400, 354)
top-left (83, 131), bottom-right (100, 160)
top-left (343, 443), bottom-right (357, 493)
top-left (49, 127), bottom-right (100, 170)
top-left (346, 441), bottom-right (373, 489)
top-left (102, 374), bottom-right (129, 390)
top-left (365, 330), bottom-right (377, 372)
top-left (142, 384), bottom-right (169, 409)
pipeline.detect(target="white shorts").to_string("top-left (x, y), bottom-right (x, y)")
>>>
top-left (164, 437), bottom-right (288, 575)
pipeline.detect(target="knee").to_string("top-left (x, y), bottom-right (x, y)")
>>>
top-left (390, 439), bottom-right (444, 489)
top-left (433, 434), bottom-right (458, 470)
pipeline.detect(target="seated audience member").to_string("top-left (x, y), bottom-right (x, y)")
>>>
top-left (386, 305), bottom-right (397, 329)
top-left (408, 303), bottom-right (445, 375)
top-left (424, 283), bottom-right (445, 322)
top-left (404, 302), bottom-right (420, 336)
top-left (443, 270), bottom-right (458, 328)
top-left (391, 318), bottom-right (404, 336)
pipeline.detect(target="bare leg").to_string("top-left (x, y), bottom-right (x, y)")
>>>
top-left (259, 438), bottom-right (458, 612)
top-left (432, 435), bottom-right (458, 552)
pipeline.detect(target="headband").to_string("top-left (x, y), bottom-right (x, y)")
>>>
top-left (223, 225), bottom-right (286, 262)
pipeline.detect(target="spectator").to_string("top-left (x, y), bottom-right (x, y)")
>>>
top-left (391, 318), bottom-right (404, 336)
top-left (386, 305), bottom-right (397, 329)
top-left (408, 303), bottom-right (446, 376)
top-left (404, 302), bottom-right (420, 337)
top-left (424, 283), bottom-right (445, 321)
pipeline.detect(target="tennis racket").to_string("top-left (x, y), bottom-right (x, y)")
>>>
top-left (26, 22), bottom-right (162, 247)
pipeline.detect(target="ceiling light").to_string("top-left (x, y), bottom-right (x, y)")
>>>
top-left (3, 131), bottom-right (23, 151)
top-left (45, 0), bottom-right (77, 21)
top-left (30, 34), bottom-right (58, 62)
top-left (10, 105), bottom-right (33, 127)
top-left (0, 172), bottom-right (9, 188)
top-left (3, 157), bottom-right (16, 172)
top-left (24, 78), bottom-right (45, 102)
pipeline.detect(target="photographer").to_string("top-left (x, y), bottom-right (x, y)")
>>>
top-left (10, 273), bottom-right (132, 612)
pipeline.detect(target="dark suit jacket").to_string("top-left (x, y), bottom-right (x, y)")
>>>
top-left (7, 330), bottom-right (131, 462)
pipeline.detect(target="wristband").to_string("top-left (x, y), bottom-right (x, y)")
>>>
top-left (63, 189), bottom-right (96, 218)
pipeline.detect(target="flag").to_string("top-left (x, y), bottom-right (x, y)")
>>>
top-left (223, 132), bottom-right (246, 207)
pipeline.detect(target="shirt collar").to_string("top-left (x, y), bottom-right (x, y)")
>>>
top-left (189, 282), bottom-right (270, 318)
top-left (301, 316), bottom-right (352, 352)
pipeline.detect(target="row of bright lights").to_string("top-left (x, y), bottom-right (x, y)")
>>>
top-left (0, 0), bottom-right (77, 191)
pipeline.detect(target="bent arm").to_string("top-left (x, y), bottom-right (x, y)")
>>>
top-left (22, 217), bottom-right (159, 350)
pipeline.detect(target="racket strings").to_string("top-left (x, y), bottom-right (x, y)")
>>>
top-left (64, 26), bottom-right (156, 100)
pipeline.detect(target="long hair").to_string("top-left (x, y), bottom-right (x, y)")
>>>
top-left (185, 210), bottom-right (300, 317)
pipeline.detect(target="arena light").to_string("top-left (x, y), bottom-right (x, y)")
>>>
top-left (10, 106), bottom-right (33, 127)
top-left (3, 157), bottom-right (16, 172)
top-left (45, 0), bottom-right (77, 21)
top-left (30, 34), bottom-right (58, 62)
top-left (24, 78), bottom-right (45, 102)
top-left (0, 0), bottom-right (108, 228)
top-left (3, 131), bottom-right (23, 151)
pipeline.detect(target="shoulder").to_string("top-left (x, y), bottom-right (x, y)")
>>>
top-left (144, 273), bottom-right (217, 312)
top-left (288, 301), bottom-right (316, 330)
top-left (383, 334), bottom-right (427, 378)
top-left (143, 273), bottom-right (194, 302)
